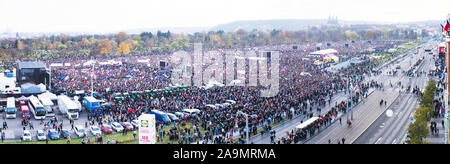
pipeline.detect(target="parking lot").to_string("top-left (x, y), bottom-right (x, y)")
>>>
top-left (1, 105), bottom-right (135, 142)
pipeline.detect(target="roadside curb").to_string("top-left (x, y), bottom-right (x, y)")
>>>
top-left (350, 90), bottom-right (401, 144)
top-left (299, 88), bottom-right (376, 144)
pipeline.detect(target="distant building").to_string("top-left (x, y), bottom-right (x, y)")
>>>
top-left (327, 16), bottom-right (339, 25)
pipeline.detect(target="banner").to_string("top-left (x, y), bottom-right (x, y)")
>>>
top-left (139, 114), bottom-right (156, 144)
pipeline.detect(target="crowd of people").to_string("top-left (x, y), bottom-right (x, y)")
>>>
top-left (4, 39), bottom-right (406, 144)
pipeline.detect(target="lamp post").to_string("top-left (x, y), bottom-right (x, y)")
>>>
top-left (49, 64), bottom-right (51, 92)
top-left (350, 79), bottom-right (354, 120)
top-left (90, 57), bottom-right (95, 97)
top-left (445, 34), bottom-right (450, 144)
top-left (237, 111), bottom-right (249, 144)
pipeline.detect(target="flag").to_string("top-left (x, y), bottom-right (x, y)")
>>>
top-left (444, 20), bottom-right (450, 32)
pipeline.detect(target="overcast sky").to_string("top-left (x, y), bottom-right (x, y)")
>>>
top-left (0, 0), bottom-right (449, 33)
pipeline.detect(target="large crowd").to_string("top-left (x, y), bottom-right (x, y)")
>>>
top-left (4, 39), bottom-right (405, 144)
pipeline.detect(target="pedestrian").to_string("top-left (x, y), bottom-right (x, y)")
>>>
top-left (339, 118), bottom-right (342, 125)
top-left (342, 138), bottom-right (345, 144)
top-left (328, 139), bottom-right (331, 144)
top-left (133, 131), bottom-right (137, 140)
top-left (67, 136), bottom-right (71, 144)
top-left (3, 121), bottom-right (7, 129)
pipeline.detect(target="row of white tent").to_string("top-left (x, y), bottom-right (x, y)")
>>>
top-left (49, 60), bottom-right (122, 68)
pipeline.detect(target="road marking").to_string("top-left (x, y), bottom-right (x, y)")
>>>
top-left (375, 137), bottom-right (383, 144)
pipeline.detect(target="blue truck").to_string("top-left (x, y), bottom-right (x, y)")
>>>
top-left (83, 96), bottom-right (101, 114)
top-left (150, 110), bottom-right (171, 124)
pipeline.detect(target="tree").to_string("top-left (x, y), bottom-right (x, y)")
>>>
top-left (140, 32), bottom-right (153, 41)
top-left (16, 40), bottom-right (25, 50)
top-left (364, 30), bottom-right (375, 40)
top-left (60, 34), bottom-right (67, 44)
top-left (419, 80), bottom-right (436, 108)
top-left (407, 119), bottom-right (429, 144)
top-left (117, 42), bottom-right (130, 55)
top-left (117, 32), bottom-right (127, 43)
top-left (81, 37), bottom-right (90, 48)
top-left (98, 39), bottom-right (112, 55)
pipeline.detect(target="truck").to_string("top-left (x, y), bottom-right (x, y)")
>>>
top-left (150, 110), bottom-right (171, 124)
top-left (83, 96), bottom-right (101, 114)
top-left (57, 95), bottom-right (80, 119)
top-left (38, 95), bottom-right (55, 118)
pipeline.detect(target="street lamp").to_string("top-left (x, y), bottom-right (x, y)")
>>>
top-left (90, 56), bottom-right (95, 97)
top-left (346, 75), bottom-right (354, 120)
top-left (48, 64), bottom-right (52, 92)
top-left (237, 111), bottom-right (249, 144)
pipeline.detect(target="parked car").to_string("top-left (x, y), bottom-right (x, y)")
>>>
top-left (37, 130), bottom-right (46, 141)
top-left (111, 122), bottom-right (124, 132)
top-left (130, 120), bottom-right (140, 128)
top-left (22, 130), bottom-right (32, 141)
top-left (90, 126), bottom-right (102, 136)
top-left (101, 124), bottom-right (113, 134)
top-left (174, 112), bottom-right (185, 119)
top-left (48, 129), bottom-right (60, 140)
top-left (121, 122), bottom-right (134, 131)
top-left (0, 106), bottom-right (5, 112)
top-left (167, 113), bottom-right (179, 122)
top-left (74, 125), bottom-right (86, 138)
top-left (60, 129), bottom-right (70, 139)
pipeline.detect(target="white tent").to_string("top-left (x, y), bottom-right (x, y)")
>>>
top-left (300, 72), bottom-right (312, 76)
top-left (38, 83), bottom-right (46, 92)
top-left (310, 49), bottom-right (338, 56)
top-left (83, 60), bottom-right (95, 66)
top-left (205, 80), bottom-right (224, 89)
top-left (39, 91), bottom-right (58, 101)
top-left (228, 80), bottom-right (242, 86)
top-left (50, 63), bottom-right (63, 67)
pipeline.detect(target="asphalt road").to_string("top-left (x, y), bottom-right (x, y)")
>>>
top-left (301, 39), bottom-right (437, 144)
top-left (354, 40), bottom-right (438, 144)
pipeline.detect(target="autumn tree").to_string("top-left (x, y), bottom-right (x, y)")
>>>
top-left (117, 32), bottom-right (127, 43)
top-left (81, 37), bottom-right (90, 48)
top-left (98, 39), bottom-right (112, 55)
top-left (117, 42), bottom-right (130, 55)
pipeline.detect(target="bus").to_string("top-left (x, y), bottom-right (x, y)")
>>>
top-left (28, 96), bottom-right (46, 120)
top-left (21, 105), bottom-right (31, 118)
top-left (6, 97), bottom-right (16, 119)
top-left (38, 96), bottom-right (55, 118)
